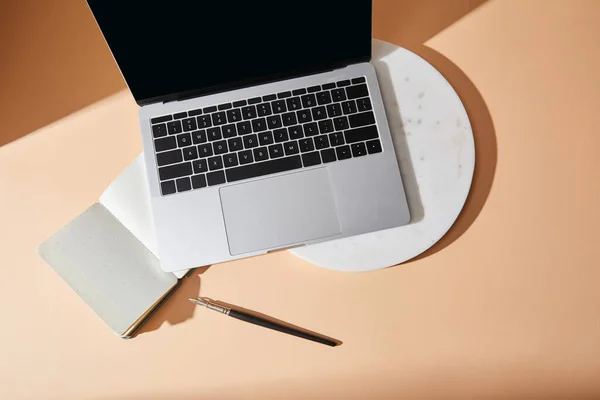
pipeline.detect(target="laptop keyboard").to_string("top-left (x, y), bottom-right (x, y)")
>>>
top-left (150, 76), bottom-right (383, 196)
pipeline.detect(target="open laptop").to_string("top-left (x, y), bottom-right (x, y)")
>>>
top-left (87, 1), bottom-right (410, 272)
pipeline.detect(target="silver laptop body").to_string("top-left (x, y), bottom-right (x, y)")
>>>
top-left (88, 1), bottom-right (410, 272)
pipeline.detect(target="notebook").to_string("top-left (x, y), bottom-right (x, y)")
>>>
top-left (38, 155), bottom-right (190, 338)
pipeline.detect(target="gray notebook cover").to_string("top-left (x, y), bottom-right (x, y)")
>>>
top-left (38, 203), bottom-right (178, 337)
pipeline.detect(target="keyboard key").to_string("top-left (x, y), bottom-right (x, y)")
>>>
top-left (307, 85), bottom-right (321, 93)
top-left (207, 170), bottom-right (226, 186)
top-left (226, 155), bottom-right (302, 183)
top-left (159, 162), bottom-right (192, 180)
top-left (274, 128), bottom-right (289, 143)
top-left (226, 109), bottom-right (242, 123)
top-left (366, 139), bottom-right (383, 154)
top-left (263, 94), bottom-right (276, 101)
top-left (259, 131), bottom-right (274, 146)
top-left (282, 112), bottom-right (297, 126)
top-left (208, 156), bottom-right (223, 170)
top-left (182, 118), bottom-right (197, 131)
top-left (288, 125), bottom-right (303, 140)
top-left (152, 123), bottom-right (167, 138)
top-left (191, 174), bottom-right (207, 189)
top-left (301, 94), bottom-right (317, 108)
top-left (284, 140), bottom-right (300, 155)
top-left (336, 79), bottom-right (351, 87)
top-left (349, 111), bottom-right (375, 128)
top-left (228, 137), bottom-right (243, 152)
top-left (198, 143), bottom-right (213, 158)
top-left (356, 97), bottom-right (372, 111)
top-left (212, 111), bottom-right (227, 125)
top-left (161, 180), bottom-right (176, 195)
top-left (331, 88), bottom-right (346, 102)
top-left (329, 132), bottom-right (345, 146)
top-left (336, 145), bottom-right (352, 160)
top-left (233, 100), bottom-right (247, 107)
top-left (157, 149), bottom-right (182, 166)
top-left (316, 91), bottom-right (332, 105)
top-left (152, 115), bottom-right (172, 124)
top-left (213, 140), bottom-right (228, 155)
top-left (238, 150), bottom-right (254, 165)
top-left (297, 109), bottom-right (312, 124)
top-left (192, 130), bottom-right (207, 144)
top-left (188, 108), bottom-right (203, 116)
top-left (176, 177), bottom-right (192, 192)
top-left (314, 135), bottom-right (330, 150)
top-left (237, 121), bottom-right (252, 135)
top-left (267, 115), bottom-right (282, 129)
top-left (286, 96), bottom-right (302, 111)
top-left (203, 106), bottom-right (217, 113)
top-left (174, 112), bottom-right (187, 119)
top-left (177, 133), bottom-right (192, 147)
top-left (222, 124), bottom-right (237, 138)
top-left (344, 125), bottom-right (379, 144)
top-left (299, 138), bottom-right (314, 152)
top-left (346, 84), bottom-right (369, 99)
top-left (268, 143), bottom-right (284, 158)
top-left (342, 100), bottom-right (357, 115)
top-left (292, 88), bottom-right (307, 95)
top-left (351, 142), bottom-right (367, 157)
top-left (242, 105), bottom-right (257, 120)
top-left (243, 134), bottom-right (259, 148)
top-left (223, 153), bottom-right (239, 167)
top-left (277, 91), bottom-right (292, 99)
top-left (327, 103), bottom-right (342, 118)
top-left (322, 82), bottom-right (336, 90)
top-left (218, 103), bottom-right (232, 110)
top-left (197, 115), bottom-right (212, 128)
top-left (207, 127), bottom-right (222, 141)
top-left (311, 106), bottom-right (327, 121)
top-left (252, 118), bottom-right (267, 132)
top-left (321, 148), bottom-right (336, 163)
top-left (167, 120), bottom-right (183, 134)
top-left (193, 159), bottom-right (208, 174)
top-left (333, 116), bottom-right (349, 131)
top-left (253, 147), bottom-right (269, 161)
top-left (318, 119), bottom-right (334, 134)
top-left (183, 146), bottom-right (198, 160)
top-left (302, 151), bottom-right (321, 167)
top-left (257, 103), bottom-right (272, 117)
top-left (303, 122), bottom-right (318, 136)
top-left (351, 77), bottom-right (366, 84)
top-left (248, 97), bottom-right (261, 105)
top-left (272, 100), bottom-right (287, 114)
top-left (155, 136), bottom-right (177, 152)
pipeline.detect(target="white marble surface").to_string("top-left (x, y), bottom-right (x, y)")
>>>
top-left (290, 40), bottom-right (475, 272)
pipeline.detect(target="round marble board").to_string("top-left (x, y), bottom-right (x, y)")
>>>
top-left (290, 40), bottom-right (475, 272)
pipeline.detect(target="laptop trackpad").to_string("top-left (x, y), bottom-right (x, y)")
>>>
top-left (220, 168), bottom-right (341, 255)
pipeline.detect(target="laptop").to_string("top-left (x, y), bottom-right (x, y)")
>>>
top-left (87, 1), bottom-right (410, 272)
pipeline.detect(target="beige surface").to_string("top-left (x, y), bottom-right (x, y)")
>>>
top-left (2, 0), bottom-right (600, 398)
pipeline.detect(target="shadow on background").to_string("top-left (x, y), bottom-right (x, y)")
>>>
top-left (112, 365), bottom-right (600, 400)
top-left (373, 0), bottom-right (497, 261)
top-left (1, 0), bottom-right (487, 148)
top-left (136, 266), bottom-right (209, 336)
top-left (0, 1), bottom-right (125, 147)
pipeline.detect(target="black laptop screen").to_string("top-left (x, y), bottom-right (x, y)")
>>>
top-left (87, 1), bottom-right (372, 105)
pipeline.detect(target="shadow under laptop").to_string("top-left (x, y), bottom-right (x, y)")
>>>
top-left (135, 266), bottom-right (210, 336)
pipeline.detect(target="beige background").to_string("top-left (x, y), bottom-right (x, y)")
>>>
top-left (1, 0), bottom-right (600, 398)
